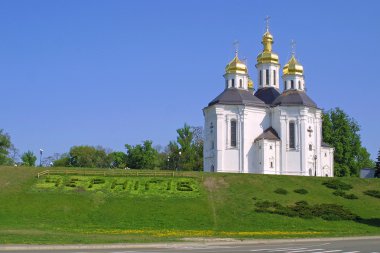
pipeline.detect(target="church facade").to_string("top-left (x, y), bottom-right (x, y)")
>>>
top-left (203, 28), bottom-right (334, 176)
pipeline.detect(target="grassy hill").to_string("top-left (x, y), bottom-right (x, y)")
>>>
top-left (0, 166), bottom-right (379, 244)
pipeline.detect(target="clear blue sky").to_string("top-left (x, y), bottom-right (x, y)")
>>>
top-left (1, 0), bottom-right (379, 160)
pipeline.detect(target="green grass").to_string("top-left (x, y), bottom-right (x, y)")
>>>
top-left (0, 166), bottom-right (380, 244)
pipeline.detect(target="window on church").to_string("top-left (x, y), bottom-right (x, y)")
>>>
top-left (284, 81), bottom-right (287, 90)
top-left (225, 79), bottom-right (228, 88)
top-left (266, 69), bottom-right (269, 85)
top-left (211, 141), bottom-right (214, 150)
top-left (298, 80), bottom-right (301, 90)
top-left (325, 152), bottom-right (327, 157)
top-left (210, 122), bottom-right (213, 134)
top-left (309, 144), bottom-right (312, 151)
top-left (270, 162), bottom-right (273, 168)
top-left (273, 70), bottom-right (276, 85)
top-left (270, 145), bottom-right (272, 150)
top-left (291, 80), bottom-right (294, 89)
top-left (239, 79), bottom-right (242, 88)
top-left (232, 79), bottom-right (235, 87)
top-left (231, 120), bottom-right (237, 147)
top-left (289, 122), bottom-right (295, 149)
top-left (260, 70), bottom-right (262, 86)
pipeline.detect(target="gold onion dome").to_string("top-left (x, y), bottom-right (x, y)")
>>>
top-left (248, 78), bottom-right (253, 89)
top-left (225, 53), bottom-right (248, 74)
top-left (283, 55), bottom-right (304, 75)
top-left (257, 30), bottom-right (279, 64)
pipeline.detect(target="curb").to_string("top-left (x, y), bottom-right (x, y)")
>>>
top-left (1, 236), bottom-right (380, 251)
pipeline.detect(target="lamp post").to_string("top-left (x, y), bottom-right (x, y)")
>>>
top-left (39, 149), bottom-right (44, 167)
top-left (177, 151), bottom-right (182, 171)
top-left (314, 154), bottom-right (317, 177)
top-left (167, 156), bottom-right (170, 170)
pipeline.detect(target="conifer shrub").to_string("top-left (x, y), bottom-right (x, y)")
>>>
top-left (274, 188), bottom-right (288, 195)
top-left (363, 190), bottom-right (380, 199)
top-left (254, 200), bottom-right (358, 221)
top-left (294, 188), bottom-right (308, 194)
top-left (333, 190), bottom-right (358, 199)
top-left (322, 179), bottom-right (353, 191)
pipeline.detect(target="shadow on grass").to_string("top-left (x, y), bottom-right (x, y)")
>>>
top-left (355, 218), bottom-right (380, 227)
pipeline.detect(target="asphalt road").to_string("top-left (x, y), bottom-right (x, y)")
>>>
top-left (1, 237), bottom-right (379, 253)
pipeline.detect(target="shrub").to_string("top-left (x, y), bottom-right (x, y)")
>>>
top-left (274, 188), bottom-right (288, 195)
top-left (363, 190), bottom-right (380, 199)
top-left (333, 190), bottom-right (358, 199)
top-left (322, 179), bottom-right (353, 191)
top-left (254, 200), bottom-right (358, 221)
top-left (294, 188), bottom-right (308, 194)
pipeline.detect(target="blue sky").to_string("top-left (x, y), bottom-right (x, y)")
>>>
top-left (1, 0), bottom-right (379, 160)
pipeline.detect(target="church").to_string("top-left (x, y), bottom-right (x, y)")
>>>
top-left (203, 25), bottom-right (334, 177)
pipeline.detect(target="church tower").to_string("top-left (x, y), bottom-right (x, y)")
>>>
top-left (282, 51), bottom-right (306, 91)
top-left (224, 49), bottom-right (249, 90)
top-left (254, 21), bottom-right (281, 104)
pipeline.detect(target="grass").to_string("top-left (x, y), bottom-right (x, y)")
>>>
top-left (0, 166), bottom-right (380, 244)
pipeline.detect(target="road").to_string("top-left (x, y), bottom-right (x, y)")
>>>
top-left (1, 237), bottom-right (379, 253)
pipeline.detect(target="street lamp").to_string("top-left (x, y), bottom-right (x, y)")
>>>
top-left (39, 149), bottom-right (44, 167)
top-left (177, 151), bottom-right (182, 171)
top-left (314, 155), bottom-right (317, 177)
top-left (167, 156), bottom-right (170, 170)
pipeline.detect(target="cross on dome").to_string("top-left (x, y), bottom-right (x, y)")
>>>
top-left (233, 40), bottom-right (239, 56)
top-left (265, 16), bottom-right (271, 31)
top-left (291, 39), bottom-right (296, 56)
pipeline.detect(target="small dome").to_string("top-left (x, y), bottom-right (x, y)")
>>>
top-left (248, 78), bottom-right (254, 89)
top-left (283, 55), bottom-right (304, 75)
top-left (225, 54), bottom-right (248, 74)
top-left (262, 30), bottom-right (273, 42)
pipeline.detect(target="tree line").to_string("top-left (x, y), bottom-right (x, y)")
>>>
top-left (1, 108), bottom-right (379, 176)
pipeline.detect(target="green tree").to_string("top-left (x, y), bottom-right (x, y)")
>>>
top-left (125, 140), bottom-right (159, 169)
top-left (21, 151), bottom-right (37, 166)
top-left (0, 129), bottom-right (13, 165)
top-left (53, 153), bottom-right (71, 167)
top-left (108, 151), bottom-right (127, 168)
top-left (375, 149), bottom-right (380, 178)
top-left (166, 124), bottom-right (203, 171)
top-left (69, 146), bottom-right (110, 168)
top-left (322, 108), bottom-right (373, 177)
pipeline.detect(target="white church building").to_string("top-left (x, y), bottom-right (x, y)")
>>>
top-left (203, 26), bottom-right (334, 177)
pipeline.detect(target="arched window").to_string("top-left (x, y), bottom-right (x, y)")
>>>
top-left (289, 122), bottom-right (295, 149)
top-left (298, 80), bottom-right (301, 90)
top-left (239, 79), bottom-right (242, 88)
top-left (210, 122), bottom-right (213, 134)
top-left (260, 70), bottom-right (262, 86)
top-left (291, 80), bottom-right (294, 89)
top-left (232, 79), bottom-right (235, 87)
top-left (266, 69), bottom-right (269, 85)
top-left (225, 79), bottom-right (228, 88)
top-left (309, 144), bottom-right (312, 151)
top-left (273, 70), bottom-right (276, 85)
top-left (270, 162), bottom-right (273, 168)
top-left (211, 165), bottom-right (215, 172)
top-left (284, 81), bottom-right (287, 90)
top-left (230, 120), bottom-right (237, 147)
top-left (211, 141), bottom-right (214, 150)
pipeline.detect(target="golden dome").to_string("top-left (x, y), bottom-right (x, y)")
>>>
top-left (248, 78), bottom-right (253, 89)
top-left (283, 55), bottom-right (304, 75)
top-left (257, 30), bottom-right (279, 64)
top-left (225, 53), bottom-right (248, 74)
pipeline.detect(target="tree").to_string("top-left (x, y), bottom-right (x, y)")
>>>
top-left (322, 108), bottom-right (373, 177)
top-left (375, 149), bottom-right (380, 178)
top-left (166, 124), bottom-right (204, 171)
top-left (125, 140), bottom-right (159, 169)
top-left (108, 151), bottom-right (127, 168)
top-left (21, 151), bottom-right (37, 166)
top-left (68, 146), bottom-right (110, 168)
top-left (0, 129), bottom-right (13, 165)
